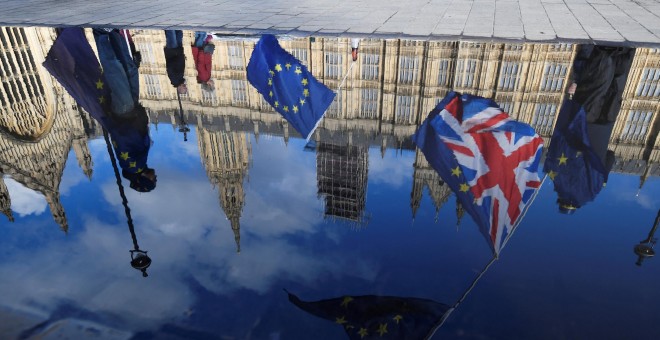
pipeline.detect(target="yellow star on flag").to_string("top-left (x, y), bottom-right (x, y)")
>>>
top-left (377, 323), bottom-right (388, 336)
top-left (269, 91), bottom-right (273, 98)
top-left (95, 79), bottom-right (104, 89)
top-left (558, 153), bottom-right (568, 165)
top-left (275, 64), bottom-right (283, 72)
top-left (137, 168), bottom-right (143, 173)
top-left (299, 98), bottom-right (305, 106)
top-left (268, 78), bottom-right (273, 86)
top-left (548, 170), bottom-right (557, 180)
top-left (303, 89), bottom-right (309, 97)
top-left (575, 151), bottom-right (582, 158)
top-left (285, 63), bottom-right (291, 70)
top-left (294, 66), bottom-right (302, 74)
top-left (358, 328), bottom-right (368, 338)
top-left (459, 183), bottom-right (470, 192)
top-left (98, 96), bottom-right (105, 104)
top-left (292, 105), bottom-right (299, 113)
top-left (129, 161), bottom-right (137, 168)
top-left (274, 101), bottom-right (279, 108)
top-left (392, 315), bottom-right (403, 324)
top-left (120, 152), bottom-right (129, 161)
top-left (335, 316), bottom-right (347, 325)
top-left (283, 106), bottom-right (289, 112)
top-left (112, 140), bottom-right (118, 148)
top-left (269, 69), bottom-right (275, 76)
top-left (340, 296), bottom-right (354, 308)
top-left (451, 166), bottom-right (461, 177)
top-left (301, 78), bottom-right (308, 86)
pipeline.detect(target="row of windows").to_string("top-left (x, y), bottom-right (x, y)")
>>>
top-left (399, 56), bottom-right (419, 84)
top-left (620, 110), bottom-right (654, 142)
top-left (636, 68), bottom-right (660, 98)
top-left (499, 62), bottom-right (521, 91)
top-left (540, 64), bottom-right (568, 92)
top-left (228, 43), bottom-right (244, 70)
top-left (531, 103), bottom-right (557, 135)
top-left (325, 52), bottom-right (342, 79)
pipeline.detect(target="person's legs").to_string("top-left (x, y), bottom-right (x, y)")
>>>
top-left (176, 30), bottom-right (183, 47)
top-left (108, 31), bottom-right (140, 103)
top-left (165, 30), bottom-right (180, 49)
top-left (194, 31), bottom-right (206, 48)
top-left (93, 29), bottom-right (134, 116)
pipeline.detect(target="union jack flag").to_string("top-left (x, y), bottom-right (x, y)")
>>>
top-left (413, 92), bottom-right (544, 255)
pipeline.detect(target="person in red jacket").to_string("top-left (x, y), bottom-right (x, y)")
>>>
top-left (192, 31), bottom-right (215, 90)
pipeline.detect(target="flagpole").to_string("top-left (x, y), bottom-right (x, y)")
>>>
top-left (305, 60), bottom-right (356, 143)
top-left (425, 174), bottom-right (547, 339)
top-left (103, 129), bottom-right (139, 251)
top-left (336, 61), bottom-right (355, 93)
top-left (103, 129), bottom-right (151, 277)
top-left (176, 91), bottom-right (189, 141)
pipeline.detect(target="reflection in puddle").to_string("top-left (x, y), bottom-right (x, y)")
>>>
top-left (0, 26), bottom-right (659, 338)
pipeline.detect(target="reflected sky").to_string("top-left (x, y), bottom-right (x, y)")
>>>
top-left (1, 26), bottom-right (659, 339)
top-left (2, 126), bottom-right (659, 339)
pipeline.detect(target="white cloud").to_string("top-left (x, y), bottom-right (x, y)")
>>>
top-left (367, 148), bottom-right (415, 188)
top-left (0, 135), bottom-right (380, 335)
top-left (3, 177), bottom-right (47, 217)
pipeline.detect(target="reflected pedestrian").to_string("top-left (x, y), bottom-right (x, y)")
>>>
top-left (164, 29), bottom-right (187, 95)
top-left (93, 28), bottom-right (140, 117)
top-left (351, 38), bottom-right (360, 62)
top-left (192, 31), bottom-right (215, 91)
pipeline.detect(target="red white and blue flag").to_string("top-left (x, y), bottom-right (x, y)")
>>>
top-left (413, 92), bottom-right (543, 255)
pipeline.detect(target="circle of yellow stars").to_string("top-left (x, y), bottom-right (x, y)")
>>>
top-left (267, 61), bottom-right (309, 114)
top-left (331, 296), bottom-right (405, 338)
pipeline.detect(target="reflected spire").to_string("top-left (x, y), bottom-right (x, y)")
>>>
top-left (45, 191), bottom-right (68, 233)
top-left (231, 216), bottom-right (241, 253)
top-left (72, 137), bottom-right (93, 179)
top-left (283, 121), bottom-right (290, 146)
top-left (0, 176), bottom-right (14, 222)
top-left (637, 165), bottom-right (651, 197)
top-left (455, 198), bottom-right (464, 228)
top-left (253, 121), bottom-right (260, 143)
top-left (197, 127), bottom-right (250, 252)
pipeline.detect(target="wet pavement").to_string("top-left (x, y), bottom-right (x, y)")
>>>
top-left (1, 0), bottom-right (660, 45)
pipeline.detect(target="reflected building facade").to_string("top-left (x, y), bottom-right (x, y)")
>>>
top-left (0, 27), bottom-right (99, 231)
top-left (1, 27), bottom-right (659, 230)
top-left (316, 142), bottom-right (369, 224)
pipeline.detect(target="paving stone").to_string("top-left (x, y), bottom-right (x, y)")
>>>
top-left (0, 0), bottom-right (657, 45)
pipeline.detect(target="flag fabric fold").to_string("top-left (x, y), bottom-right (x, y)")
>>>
top-left (412, 92), bottom-right (544, 255)
top-left (43, 28), bottom-right (152, 182)
top-left (543, 99), bottom-right (608, 211)
top-left (42, 28), bottom-right (111, 124)
top-left (247, 34), bottom-right (336, 140)
top-left (287, 292), bottom-right (450, 339)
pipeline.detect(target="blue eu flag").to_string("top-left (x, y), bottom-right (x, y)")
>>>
top-left (247, 35), bottom-right (336, 140)
top-left (543, 100), bottom-right (607, 212)
top-left (288, 292), bottom-right (450, 339)
top-left (42, 28), bottom-right (110, 124)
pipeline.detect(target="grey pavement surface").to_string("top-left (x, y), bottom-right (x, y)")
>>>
top-left (2, 0), bottom-right (660, 45)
